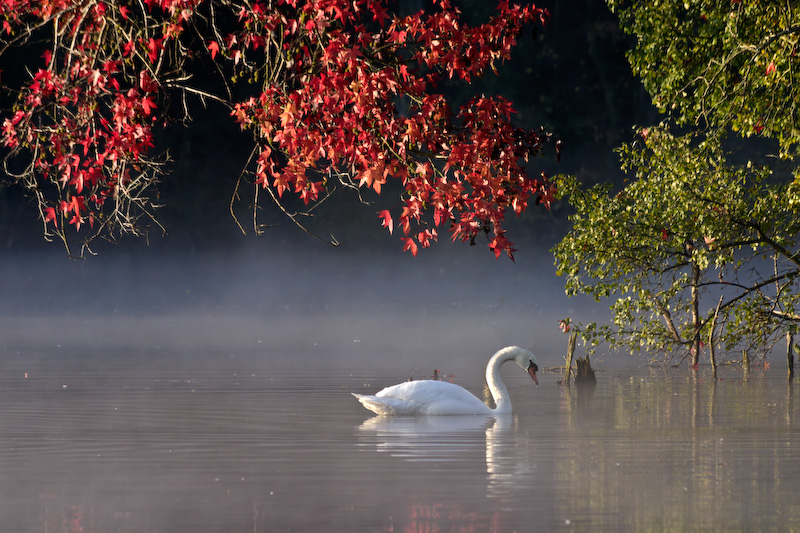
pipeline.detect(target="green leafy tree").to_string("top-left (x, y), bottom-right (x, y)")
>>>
top-left (608, 0), bottom-right (800, 165)
top-left (554, 1), bottom-right (800, 366)
top-left (555, 126), bottom-right (800, 365)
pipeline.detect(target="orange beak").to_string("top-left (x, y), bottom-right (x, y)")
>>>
top-left (528, 365), bottom-right (539, 386)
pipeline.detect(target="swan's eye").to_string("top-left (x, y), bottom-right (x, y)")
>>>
top-left (529, 361), bottom-right (539, 373)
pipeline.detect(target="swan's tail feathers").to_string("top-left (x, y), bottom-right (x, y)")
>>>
top-left (352, 393), bottom-right (413, 416)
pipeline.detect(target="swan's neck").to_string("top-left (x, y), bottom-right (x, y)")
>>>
top-left (485, 348), bottom-right (516, 413)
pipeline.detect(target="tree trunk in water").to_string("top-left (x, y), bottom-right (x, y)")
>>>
top-left (708, 295), bottom-right (723, 380)
top-left (690, 261), bottom-right (701, 367)
top-left (743, 350), bottom-right (750, 381)
top-left (788, 332), bottom-right (795, 381)
top-left (564, 332), bottom-right (577, 385)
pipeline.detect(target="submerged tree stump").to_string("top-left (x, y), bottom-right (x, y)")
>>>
top-left (575, 355), bottom-right (597, 385)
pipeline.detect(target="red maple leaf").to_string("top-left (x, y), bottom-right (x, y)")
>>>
top-left (401, 237), bottom-right (418, 257)
top-left (43, 207), bottom-right (57, 226)
top-left (140, 96), bottom-right (157, 115)
top-left (417, 229), bottom-right (436, 248)
top-left (377, 209), bottom-right (393, 234)
top-left (146, 37), bottom-right (163, 63)
top-left (1, 0), bottom-right (552, 259)
top-left (766, 61), bottom-right (776, 76)
top-left (208, 40), bottom-right (220, 60)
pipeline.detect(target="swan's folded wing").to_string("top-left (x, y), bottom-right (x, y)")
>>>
top-left (353, 380), bottom-right (492, 415)
top-left (351, 393), bottom-right (422, 416)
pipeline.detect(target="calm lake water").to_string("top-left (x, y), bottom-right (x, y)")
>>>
top-left (1, 314), bottom-right (799, 532)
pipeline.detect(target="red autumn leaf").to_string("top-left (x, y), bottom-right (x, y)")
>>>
top-left (378, 210), bottom-right (393, 235)
top-left (0, 0), bottom-right (552, 259)
top-left (208, 40), bottom-right (220, 60)
top-left (489, 231), bottom-right (516, 261)
top-left (401, 237), bottom-right (418, 257)
top-left (146, 37), bottom-right (163, 63)
top-left (43, 207), bottom-right (57, 226)
top-left (370, 3), bottom-right (389, 27)
top-left (66, 195), bottom-right (85, 216)
top-left (69, 214), bottom-right (83, 230)
top-left (139, 70), bottom-right (158, 92)
top-left (766, 61), bottom-right (776, 76)
top-left (417, 229), bottom-right (436, 248)
top-left (433, 208), bottom-right (449, 227)
top-left (140, 96), bottom-right (157, 115)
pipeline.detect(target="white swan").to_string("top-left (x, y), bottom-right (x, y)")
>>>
top-left (352, 346), bottom-right (539, 416)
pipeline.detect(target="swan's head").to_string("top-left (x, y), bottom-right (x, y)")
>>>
top-left (513, 348), bottom-right (539, 386)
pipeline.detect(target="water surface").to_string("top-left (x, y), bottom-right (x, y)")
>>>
top-left (1, 318), bottom-right (798, 532)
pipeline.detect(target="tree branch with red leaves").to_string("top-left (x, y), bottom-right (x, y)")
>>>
top-left (1, 0), bottom-right (555, 258)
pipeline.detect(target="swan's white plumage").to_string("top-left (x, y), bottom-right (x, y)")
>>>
top-left (352, 346), bottom-right (538, 416)
top-left (353, 380), bottom-right (493, 416)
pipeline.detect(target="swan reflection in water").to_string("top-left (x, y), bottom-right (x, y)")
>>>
top-left (357, 415), bottom-right (536, 499)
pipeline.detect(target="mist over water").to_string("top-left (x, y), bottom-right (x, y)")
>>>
top-left (0, 238), bottom-right (586, 358)
top-left (2, 240), bottom-right (799, 532)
